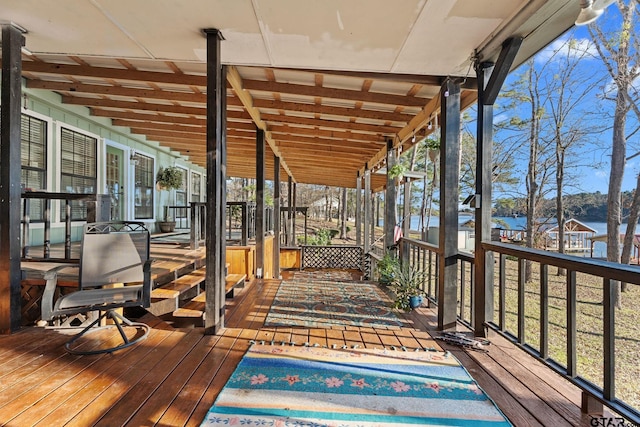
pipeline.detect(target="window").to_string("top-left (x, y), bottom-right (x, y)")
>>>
top-left (60, 127), bottom-right (97, 220)
top-left (21, 114), bottom-right (47, 221)
top-left (175, 167), bottom-right (188, 219)
top-left (191, 172), bottom-right (201, 202)
top-left (134, 153), bottom-right (154, 219)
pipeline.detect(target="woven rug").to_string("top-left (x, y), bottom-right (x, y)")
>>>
top-left (264, 271), bottom-right (407, 329)
top-left (201, 344), bottom-right (512, 426)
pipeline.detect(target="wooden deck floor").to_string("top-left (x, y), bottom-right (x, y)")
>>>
top-left (2, 271), bottom-right (595, 426)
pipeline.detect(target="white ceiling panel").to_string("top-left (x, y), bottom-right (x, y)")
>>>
top-left (3, 0), bottom-right (151, 58)
top-left (254, 0), bottom-right (426, 72)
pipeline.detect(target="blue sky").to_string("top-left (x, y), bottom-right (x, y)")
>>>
top-left (492, 0), bottom-right (640, 197)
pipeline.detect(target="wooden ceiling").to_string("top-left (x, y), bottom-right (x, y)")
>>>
top-left (5, 0), bottom-right (582, 189)
top-left (21, 56), bottom-right (477, 189)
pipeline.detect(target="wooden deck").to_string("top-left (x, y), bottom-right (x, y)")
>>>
top-left (3, 270), bottom-right (596, 426)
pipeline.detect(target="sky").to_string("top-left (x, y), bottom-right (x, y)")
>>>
top-left (491, 0), bottom-right (640, 197)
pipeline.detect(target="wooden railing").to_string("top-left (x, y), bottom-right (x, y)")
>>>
top-left (21, 192), bottom-right (101, 262)
top-left (392, 237), bottom-right (640, 424)
top-left (175, 202), bottom-right (274, 249)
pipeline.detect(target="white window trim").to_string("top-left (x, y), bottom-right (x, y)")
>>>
top-left (133, 150), bottom-right (156, 223)
top-left (190, 170), bottom-right (203, 203)
top-left (20, 109), bottom-right (53, 231)
top-left (55, 122), bottom-right (101, 224)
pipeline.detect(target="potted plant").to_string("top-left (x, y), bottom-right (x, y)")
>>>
top-left (156, 166), bottom-right (183, 233)
top-left (388, 262), bottom-right (426, 312)
top-left (376, 251), bottom-right (400, 285)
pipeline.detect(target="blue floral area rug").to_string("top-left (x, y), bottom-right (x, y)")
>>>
top-left (201, 344), bottom-right (512, 426)
top-left (264, 271), bottom-right (407, 329)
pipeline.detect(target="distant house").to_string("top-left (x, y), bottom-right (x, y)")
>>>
top-left (542, 219), bottom-right (596, 255)
top-left (588, 233), bottom-right (640, 263)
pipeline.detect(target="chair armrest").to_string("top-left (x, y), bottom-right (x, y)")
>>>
top-left (39, 264), bottom-right (77, 322)
top-left (141, 258), bottom-right (155, 307)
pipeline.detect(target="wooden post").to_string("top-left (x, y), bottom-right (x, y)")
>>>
top-left (256, 128), bottom-right (265, 278)
top-left (474, 38), bottom-right (522, 337)
top-left (403, 178), bottom-right (411, 239)
top-left (363, 168), bottom-right (371, 254)
top-left (0, 24), bottom-right (25, 333)
top-left (384, 139), bottom-right (397, 252)
top-left (273, 155), bottom-right (281, 278)
top-left (203, 28), bottom-right (225, 334)
top-left (292, 182), bottom-right (297, 245)
top-left (287, 176), bottom-right (293, 246)
top-left (474, 61), bottom-right (496, 337)
top-left (438, 78), bottom-right (461, 331)
top-left (356, 171), bottom-right (362, 246)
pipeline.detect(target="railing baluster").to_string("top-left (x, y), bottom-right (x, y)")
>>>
top-left (64, 199), bottom-right (72, 259)
top-left (459, 260), bottom-right (466, 320)
top-left (470, 261), bottom-right (475, 328)
top-left (518, 258), bottom-right (525, 344)
top-left (540, 263), bottom-right (549, 359)
top-left (567, 269), bottom-right (577, 377)
top-left (44, 198), bottom-right (51, 259)
top-left (499, 253), bottom-right (506, 331)
top-left (22, 198), bottom-right (30, 259)
top-left (603, 276), bottom-right (615, 401)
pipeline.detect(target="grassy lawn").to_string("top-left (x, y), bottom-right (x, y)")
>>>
top-left (495, 258), bottom-right (640, 410)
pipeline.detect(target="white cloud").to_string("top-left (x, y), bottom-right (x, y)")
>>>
top-left (535, 36), bottom-right (598, 64)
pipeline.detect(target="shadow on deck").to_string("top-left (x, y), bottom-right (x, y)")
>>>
top-left (3, 267), bottom-right (597, 426)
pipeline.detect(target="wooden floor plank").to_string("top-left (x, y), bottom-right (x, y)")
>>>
top-left (449, 347), bottom-right (545, 427)
top-left (184, 329), bottom-right (251, 427)
top-left (1, 265), bottom-right (596, 427)
top-left (15, 327), bottom-right (176, 426)
top-left (88, 329), bottom-right (204, 427)
top-left (123, 332), bottom-right (227, 426)
top-left (0, 330), bottom-right (115, 424)
top-left (64, 330), bottom-right (201, 427)
top-left (155, 332), bottom-right (234, 427)
top-left (477, 332), bottom-right (591, 426)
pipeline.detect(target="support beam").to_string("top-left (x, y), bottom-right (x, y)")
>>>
top-left (292, 183), bottom-right (297, 246)
top-left (0, 24), bottom-right (25, 333)
top-left (356, 172), bottom-right (362, 246)
top-left (203, 28), bottom-right (225, 335)
top-left (363, 169), bottom-right (371, 254)
top-left (256, 128), bottom-right (266, 278)
top-left (384, 139), bottom-right (397, 251)
top-left (474, 62), bottom-right (496, 337)
top-left (273, 155), bottom-right (281, 278)
top-left (403, 178), bottom-right (411, 239)
top-left (438, 78), bottom-right (461, 331)
top-left (484, 37), bottom-right (523, 105)
top-left (287, 176), bottom-right (293, 246)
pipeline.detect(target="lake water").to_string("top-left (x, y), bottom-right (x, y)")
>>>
top-left (407, 215), bottom-right (640, 258)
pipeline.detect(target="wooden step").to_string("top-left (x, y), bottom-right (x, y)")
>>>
top-left (192, 292), bottom-right (206, 303)
top-left (225, 273), bottom-right (246, 298)
top-left (173, 307), bottom-right (204, 318)
top-left (150, 288), bottom-right (180, 299)
top-left (151, 267), bottom-right (206, 297)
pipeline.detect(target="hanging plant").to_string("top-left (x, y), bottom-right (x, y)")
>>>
top-left (388, 164), bottom-right (406, 180)
top-left (156, 166), bottom-right (183, 190)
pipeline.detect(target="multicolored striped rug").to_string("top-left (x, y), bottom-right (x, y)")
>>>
top-left (201, 344), bottom-right (511, 426)
top-left (264, 271), bottom-right (407, 329)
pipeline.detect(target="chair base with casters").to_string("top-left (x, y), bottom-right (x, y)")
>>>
top-left (41, 221), bottom-right (153, 355)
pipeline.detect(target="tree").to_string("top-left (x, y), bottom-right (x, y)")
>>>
top-left (541, 37), bottom-right (606, 273)
top-left (340, 187), bottom-right (347, 239)
top-left (589, 0), bottom-right (640, 304)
